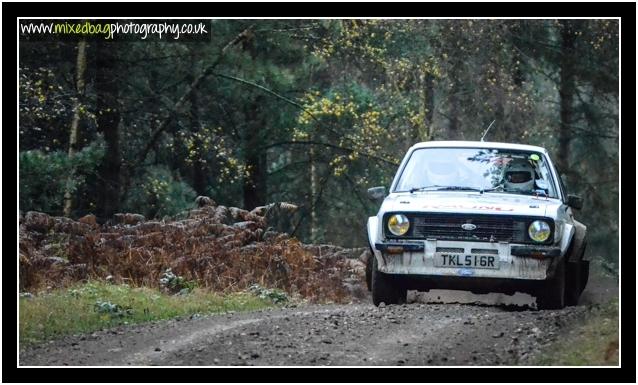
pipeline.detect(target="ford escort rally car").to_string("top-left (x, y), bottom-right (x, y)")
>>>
top-left (366, 141), bottom-right (588, 310)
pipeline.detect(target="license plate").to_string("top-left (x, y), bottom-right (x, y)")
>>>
top-left (434, 254), bottom-right (499, 269)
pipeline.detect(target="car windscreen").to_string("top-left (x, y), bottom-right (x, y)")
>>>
top-left (393, 147), bottom-right (559, 198)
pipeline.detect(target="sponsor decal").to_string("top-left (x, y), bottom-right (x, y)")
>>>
top-left (422, 204), bottom-right (514, 211)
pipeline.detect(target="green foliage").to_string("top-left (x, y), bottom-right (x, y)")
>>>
top-left (159, 268), bottom-right (197, 294)
top-left (19, 281), bottom-right (276, 345)
top-left (19, 139), bottom-right (105, 215)
top-left (19, 64), bottom-right (76, 151)
top-left (122, 166), bottom-right (196, 218)
top-left (248, 283), bottom-right (289, 304)
top-left (93, 300), bottom-right (133, 318)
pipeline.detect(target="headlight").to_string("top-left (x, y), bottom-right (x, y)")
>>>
top-left (388, 214), bottom-right (410, 236)
top-left (528, 220), bottom-right (551, 242)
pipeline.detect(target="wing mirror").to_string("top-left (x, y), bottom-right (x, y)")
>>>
top-left (367, 186), bottom-right (386, 201)
top-left (567, 194), bottom-right (583, 210)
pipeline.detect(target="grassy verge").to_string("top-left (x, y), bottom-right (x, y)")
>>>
top-left (19, 281), bottom-right (279, 346)
top-left (535, 298), bottom-right (619, 366)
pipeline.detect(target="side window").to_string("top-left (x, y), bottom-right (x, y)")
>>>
top-left (536, 156), bottom-right (558, 198)
top-left (556, 169), bottom-right (568, 199)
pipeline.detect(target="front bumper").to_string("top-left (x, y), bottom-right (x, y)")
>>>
top-left (374, 240), bottom-right (561, 280)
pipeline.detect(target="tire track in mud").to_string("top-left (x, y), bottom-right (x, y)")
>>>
top-left (121, 318), bottom-right (263, 365)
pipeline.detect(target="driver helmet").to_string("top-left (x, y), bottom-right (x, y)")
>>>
top-left (425, 159), bottom-right (459, 186)
top-left (502, 159), bottom-right (535, 192)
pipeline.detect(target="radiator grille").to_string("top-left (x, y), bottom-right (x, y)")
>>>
top-left (384, 212), bottom-right (553, 244)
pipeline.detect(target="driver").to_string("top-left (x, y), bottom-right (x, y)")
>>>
top-left (502, 159), bottom-right (535, 192)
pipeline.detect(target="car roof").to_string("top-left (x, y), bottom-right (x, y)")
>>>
top-left (410, 140), bottom-right (549, 153)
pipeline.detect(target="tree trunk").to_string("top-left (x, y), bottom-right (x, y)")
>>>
top-left (412, 71), bottom-right (435, 143)
top-left (189, 49), bottom-right (206, 195)
top-left (448, 84), bottom-right (460, 140)
top-left (423, 73), bottom-right (434, 141)
top-left (511, 22), bottom-right (525, 87)
top-left (242, 140), bottom-right (266, 210)
top-left (63, 39), bottom-right (87, 217)
top-left (95, 42), bottom-right (122, 219)
top-left (241, 33), bottom-right (266, 210)
top-left (242, 95), bottom-right (267, 210)
top-left (557, 20), bottom-right (576, 173)
top-left (493, 67), bottom-right (507, 142)
top-left (309, 144), bottom-right (319, 242)
top-left (446, 38), bottom-right (461, 140)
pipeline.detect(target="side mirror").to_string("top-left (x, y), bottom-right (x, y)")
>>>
top-left (367, 186), bottom-right (386, 201)
top-left (567, 194), bottom-right (583, 210)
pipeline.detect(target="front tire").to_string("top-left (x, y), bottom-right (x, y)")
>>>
top-left (371, 256), bottom-right (407, 306)
top-left (365, 249), bottom-right (373, 291)
top-left (565, 260), bottom-right (581, 306)
top-left (536, 258), bottom-right (566, 310)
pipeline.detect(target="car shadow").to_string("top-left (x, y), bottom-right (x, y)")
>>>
top-left (408, 289), bottom-right (537, 311)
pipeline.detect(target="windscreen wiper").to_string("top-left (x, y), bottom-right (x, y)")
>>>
top-left (436, 186), bottom-right (483, 192)
top-left (481, 187), bottom-right (503, 193)
top-left (409, 185), bottom-right (483, 193)
top-left (409, 185), bottom-right (445, 193)
top-left (483, 186), bottom-right (550, 197)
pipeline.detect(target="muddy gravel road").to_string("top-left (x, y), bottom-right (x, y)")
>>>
top-left (20, 274), bottom-right (617, 366)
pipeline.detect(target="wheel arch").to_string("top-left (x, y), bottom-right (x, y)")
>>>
top-left (366, 216), bottom-right (385, 267)
top-left (567, 220), bottom-right (588, 263)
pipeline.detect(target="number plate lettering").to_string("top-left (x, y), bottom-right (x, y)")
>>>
top-left (436, 254), bottom-right (499, 269)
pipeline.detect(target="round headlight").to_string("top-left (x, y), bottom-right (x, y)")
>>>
top-left (388, 214), bottom-right (410, 236)
top-left (528, 220), bottom-right (551, 242)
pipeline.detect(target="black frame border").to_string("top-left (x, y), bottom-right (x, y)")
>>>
top-left (5, 1), bottom-right (635, 383)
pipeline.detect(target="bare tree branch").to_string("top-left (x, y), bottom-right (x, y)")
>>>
top-left (213, 73), bottom-right (400, 166)
top-left (265, 141), bottom-right (398, 166)
top-left (135, 24), bottom-right (255, 165)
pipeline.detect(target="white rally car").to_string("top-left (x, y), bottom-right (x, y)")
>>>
top-left (366, 141), bottom-right (588, 310)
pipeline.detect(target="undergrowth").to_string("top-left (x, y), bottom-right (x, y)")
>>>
top-left (19, 281), bottom-right (279, 346)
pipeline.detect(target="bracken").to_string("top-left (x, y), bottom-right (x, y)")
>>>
top-left (19, 200), bottom-right (365, 303)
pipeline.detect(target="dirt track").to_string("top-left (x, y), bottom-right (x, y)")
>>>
top-left (19, 273), bottom-right (616, 366)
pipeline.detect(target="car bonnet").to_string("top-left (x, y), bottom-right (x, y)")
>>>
top-left (381, 191), bottom-right (563, 218)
